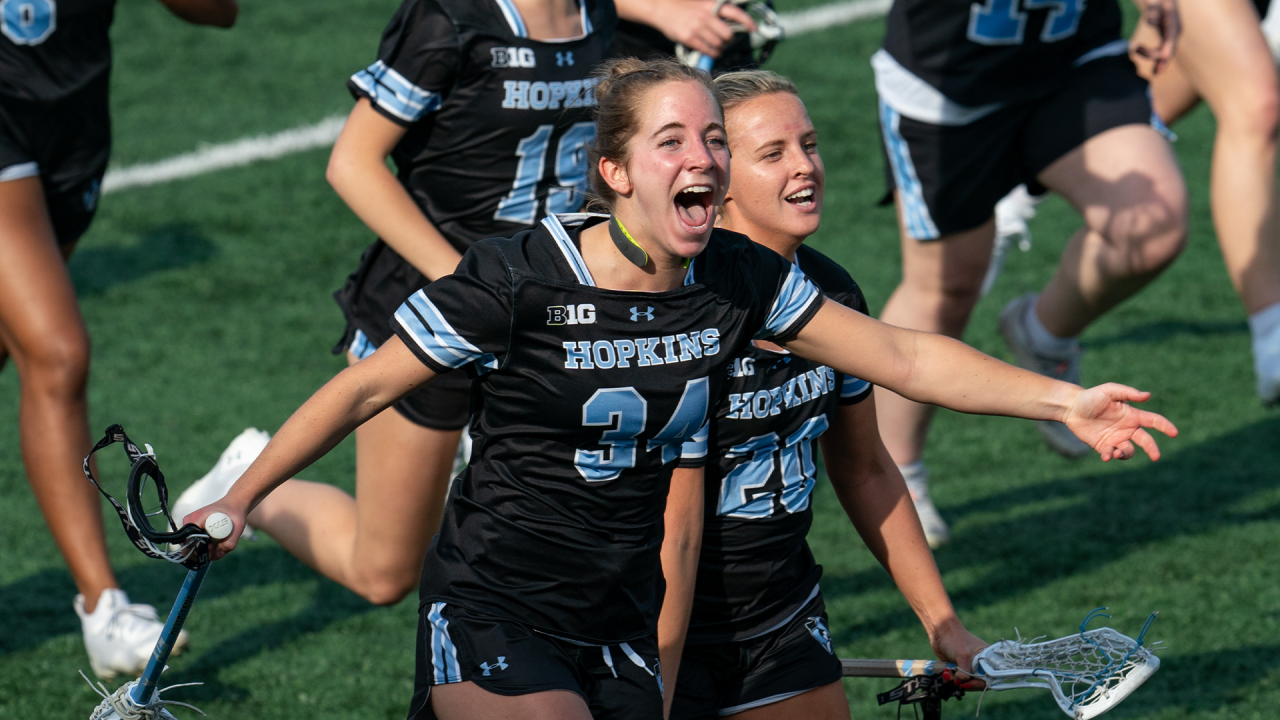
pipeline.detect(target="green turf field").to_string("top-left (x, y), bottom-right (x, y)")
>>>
top-left (1, 1), bottom-right (1277, 717)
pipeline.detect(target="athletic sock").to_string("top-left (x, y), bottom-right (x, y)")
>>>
top-left (1024, 299), bottom-right (1077, 359)
top-left (898, 460), bottom-right (927, 495)
top-left (1249, 301), bottom-right (1280, 371)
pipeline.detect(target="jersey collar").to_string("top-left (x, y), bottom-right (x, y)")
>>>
top-left (543, 213), bottom-right (702, 289)
top-left (494, 0), bottom-right (593, 41)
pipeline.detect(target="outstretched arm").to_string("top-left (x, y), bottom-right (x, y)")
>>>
top-left (657, 467), bottom-right (704, 718)
top-left (182, 337), bottom-right (437, 558)
top-left (155, 0), bottom-right (237, 27)
top-left (784, 301), bottom-right (1178, 461)
top-left (820, 397), bottom-right (985, 670)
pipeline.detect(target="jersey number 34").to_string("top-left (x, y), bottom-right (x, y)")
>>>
top-left (576, 378), bottom-right (709, 482)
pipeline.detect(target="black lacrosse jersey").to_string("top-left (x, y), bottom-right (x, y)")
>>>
top-left (881, 0), bottom-right (1122, 106)
top-left (393, 215), bottom-right (825, 644)
top-left (348, 0), bottom-right (614, 253)
top-left (678, 246), bottom-right (871, 645)
top-left (0, 0), bottom-right (115, 102)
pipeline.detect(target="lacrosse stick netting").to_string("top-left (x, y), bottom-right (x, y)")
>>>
top-left (972, 609), bottom-right (1162, 720)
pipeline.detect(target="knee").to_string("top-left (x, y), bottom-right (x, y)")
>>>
top-left (1104, 192), bottom-right (1188, 275)
top-left (350, 567), bottom-right (418, 606)
top-left (1218, 82), bottom-right (1280, 143)
top-left (18, 332), bottom-right (90, 396)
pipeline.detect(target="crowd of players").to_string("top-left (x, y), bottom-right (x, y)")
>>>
top-left (0, 0), bottom-right (1269, 718)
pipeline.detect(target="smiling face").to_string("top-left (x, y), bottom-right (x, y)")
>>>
top-left (600, 79), bottom-right (730, 263)
top-left (719, 91), bottom-right (823, 256)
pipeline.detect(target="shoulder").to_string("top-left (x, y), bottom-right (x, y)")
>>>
top-left (795, 245), bottom-right (867, 315)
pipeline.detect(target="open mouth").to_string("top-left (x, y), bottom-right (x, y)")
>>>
top-left (785, 187), bottom-right (816, 207)
top-left (674, 185), bottom-right (715, 231)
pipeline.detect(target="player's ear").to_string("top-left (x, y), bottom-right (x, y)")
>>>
top-left (599, 156), bottom-right (632, 196)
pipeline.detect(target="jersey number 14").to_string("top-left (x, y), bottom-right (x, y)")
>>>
top-left (495, 122), bottom-right (596, 225)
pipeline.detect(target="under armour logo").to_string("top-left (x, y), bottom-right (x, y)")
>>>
top-left (479, 656), bottom-right (509, 676)
top-left (630, 306), bottom-right (654, 322)
top-left (805, 618), bottom-right (833, 655)
top-left (557, 51), bottom-right (574, 67)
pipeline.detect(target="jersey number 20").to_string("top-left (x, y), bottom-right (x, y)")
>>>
top-left (718, 415), bottom-right (829, 519)
top-left (1, 0), bottom-right (55, 45)
top-left (968, 0), bottom-right (1083, 46)
top-left (495, 122), bottom-right (596, 225)
top-left (576, 378), bottom-right (710, 482)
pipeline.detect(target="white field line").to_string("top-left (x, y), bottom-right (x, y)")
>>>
top-left (101, 0), bottom-right (889, 194)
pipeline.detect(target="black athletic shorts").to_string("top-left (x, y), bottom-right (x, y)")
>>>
top-left (408, 602), bottom-right (664, 720)
top-left (334, 240), bottom-right (471, 431)
top-left (671, 591), bottom-right (842, 719)
top-left (879, 53), bottom-right (1155, 240)
top-left (0, 72), bottom-right (109, 246)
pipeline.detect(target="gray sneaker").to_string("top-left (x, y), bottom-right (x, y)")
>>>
top-left (900, 462), bottom-right (950, 548)
top-left (998, 294), bottom-right (1091, 459)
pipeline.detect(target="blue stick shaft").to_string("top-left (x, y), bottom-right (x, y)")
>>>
top-left (129, 564), bottom-right (209, 706)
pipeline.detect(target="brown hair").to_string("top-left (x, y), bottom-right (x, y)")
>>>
top-left (587, 57), bottom-right (723, 211)
top-left (713, 69), bottom-right (799, 115)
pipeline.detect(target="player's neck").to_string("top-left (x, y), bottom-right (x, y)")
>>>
top-left (510, 0), bottom-right (583, 41)
top-left (579, 219), bottom-right (691, 293)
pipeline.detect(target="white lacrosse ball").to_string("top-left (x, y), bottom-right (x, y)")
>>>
top-left (205, 512), bottom-right (234, 540)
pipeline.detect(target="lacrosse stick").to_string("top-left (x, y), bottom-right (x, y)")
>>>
top-left (80, 424), bottom-right (234, 719)
top-left (677, 0), bottom-right (785, 72)
top-left (841, 609), bottom-right (1161, 720)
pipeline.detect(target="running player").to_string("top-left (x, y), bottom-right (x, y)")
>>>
top-left (174, 0), bottom-right (615, 606)
top-left (873, 0), bottom-right (1187, 546)
top-left (1134, 0), bottom-right (1280, 405)
top-left (662, 70), bottom-right (985, 720)
top-left (185, 57), bottom-right (1175, 720)
top-left (0, 0), bottom-right (236, 679)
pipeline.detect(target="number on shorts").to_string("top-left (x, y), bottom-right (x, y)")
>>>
top-left (967, 0), bottom-right (1083, 46)
top-left (576, 378), bottom-right (710, 482)
top-left (1, 0), bottom-right (55, 46)
top-left (495, 122), bottom-right (596, 224)
top-left (718, 414), bottom-right (830, 518)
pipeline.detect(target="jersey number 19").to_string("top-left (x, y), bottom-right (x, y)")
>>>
top-left (495, 122), bottom-right (596, 225)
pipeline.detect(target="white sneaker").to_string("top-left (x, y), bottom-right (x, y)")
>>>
top-left (172, 428), bottom-right (270, 532)
top-left (901, 463), bottom-right (950, 548)
top-left (1254, 324), bottom-right (1280, 406)
top-left (76, 588), bottom-right (188, 681)
top-left (998, 294), bottom-right (1092, 459)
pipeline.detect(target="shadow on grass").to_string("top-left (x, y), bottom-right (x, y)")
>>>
top-left (0, 544), bottom-right (374, 670)
top-left (1084, 319), bottom-right (1248, 349)
top-left (69, 223), bottom-right (218, 296)
top-left (824, 417), bottom-right (1280, 647)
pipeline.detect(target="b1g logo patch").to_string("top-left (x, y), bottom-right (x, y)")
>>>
top-left (491, 46), bottom-right (536, 68)
top-left (806, 617), bottom-right (834, 655)
top-left (548, 304), bottom-right (596, 325)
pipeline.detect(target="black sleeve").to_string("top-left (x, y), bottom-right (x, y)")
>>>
top-left (391, 240), bottom-right (514, 376)
top-left (746, 242), bottom-right (824, 344)
top-left (347, 0), bottom-right (461, 125)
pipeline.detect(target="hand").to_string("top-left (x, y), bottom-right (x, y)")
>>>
top-left (183, 501), bottom-right (249, 561)
top-left (1128, 0), bottom-right (1179, 76)
top-left (1062, 383), bottom-right (1178, 461)
top-left (929, 617), bottom-right (988, 685)
top-left (646, 0), bottom-right (757, 58)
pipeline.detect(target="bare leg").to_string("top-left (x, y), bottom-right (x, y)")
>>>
top-left (731, 681), bottom-right (850, 720)
top-left (431, 683), bottom-right (592, 720)
top-left (875, 204), bottom-right (995, 466)
top-left (247, 352), bottom-right (459, 605)
top-left (1153, 0), bottom-right (1280, 314)
top-left (0, 177), bottom-right (116, 611)
top-left (1036, 125), bottom-right (1188, 338)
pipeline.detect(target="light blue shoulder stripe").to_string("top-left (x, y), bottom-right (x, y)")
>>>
top-left (543, 215), bottom-right (596, 286)
top-left (348, 329), bottom-right (377, 360)
top-left (351, 61), bottom-right (442, 123)
top-left (758, 264), bottom-right (821, 340)
top-left (394, 290), bottom-right (484, 369)
top-left (494, 0), bottom-right (528, 37)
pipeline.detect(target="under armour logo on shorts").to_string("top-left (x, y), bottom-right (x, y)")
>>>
top-left (479, 656), bottom-right (509, 676)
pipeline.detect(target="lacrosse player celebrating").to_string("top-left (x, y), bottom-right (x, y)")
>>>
top-left (656, 69), bottom-right (987, 720)
top-left (0, 0), bottom-right (236, 680)
top-left (174, 0), bottom-right (615, 607)
top-left (186, 57), bottom-right (1175, 720)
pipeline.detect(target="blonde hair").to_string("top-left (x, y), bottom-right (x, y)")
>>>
top-left (713, 69), bottom-right (799, 114)
top-left (587, 57), bottom-right (723, 211)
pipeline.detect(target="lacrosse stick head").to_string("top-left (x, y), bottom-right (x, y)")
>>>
top-left (972, 610), bottom-right (1161, 720)
top-left (83, 673), bottom-right (204, 720)
top-left (83, 425), bottom-right (212, 570)
top-left (675, 0), bottom-right (784, 73)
